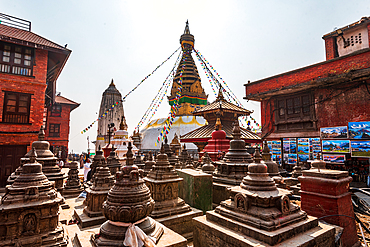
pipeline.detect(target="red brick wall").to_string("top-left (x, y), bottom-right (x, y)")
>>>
top-left (0, 49), bottom-right (48, 150)
top-left (245, 49), bottom-right (370, 98)
top-left (315, 83), bottom-right (370, 128)
top-left (45, 104), bottom-right (71, 151)
top-left (324, 36), bottom-right (336, 60)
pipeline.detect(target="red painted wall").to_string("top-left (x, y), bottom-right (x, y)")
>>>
top-left (245, 49), bottom-right (370, 98)
top-left (0, 48), bottom-right (48, 150)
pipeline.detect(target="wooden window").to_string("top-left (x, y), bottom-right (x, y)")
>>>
top-left (0, 42), bottom-right (34, 76)
top-left (51, 104), bottom-right (62, 117)
top-left (275, 93), bottom-right (315, 132)
top-left (49, 124), bottom-right (60, 137)
top-left (2, 91), bottom-right (31, 124)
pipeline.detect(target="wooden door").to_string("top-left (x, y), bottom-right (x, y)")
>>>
top-left (0, 145), bottom-right (27, 187)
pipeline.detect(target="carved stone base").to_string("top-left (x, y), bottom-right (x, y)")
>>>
top-left (212, 182), bottom-right (232, 206)
top-left (74, 208), bottom-right (107, 228)
top-left (62, 186), bottom-right (84, 198)
top-left (0, 224), bottom-right (68, 247)
top-left (193, 213), bottom-right (336, 247)
top-left (93, 217), bottom-right (164, 246)
top-left (154, 206), bottom-right (203, 240)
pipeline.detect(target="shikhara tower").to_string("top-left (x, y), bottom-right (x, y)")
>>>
top-left (96, 80), bottom-right (125, 151)
top-left (140, 21), bottom-right (208, 152)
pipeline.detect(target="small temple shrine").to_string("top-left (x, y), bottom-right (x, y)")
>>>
top-left (201, 117), bottom-right (230, 161)
top-left (7, 126), bottom-right (66, 191)
top-left (181, 87), bottom-right (261, 152)
top-left (193, 148), bottom-right (336, 246)
top-left (144, 144), bottom-right (202, 239)
top-left (93, 142), bottom-right (187, 246)
top-left (0, 148), bottom-right (67, 246)
top-left (111, 116), bottom-right (139, 159)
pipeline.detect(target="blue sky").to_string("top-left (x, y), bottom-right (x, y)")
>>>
top-left (2, 0), bottom-right (370, 153)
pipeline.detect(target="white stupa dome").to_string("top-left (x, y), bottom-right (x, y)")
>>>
top-left (140, 115), bottom-right (206, 151)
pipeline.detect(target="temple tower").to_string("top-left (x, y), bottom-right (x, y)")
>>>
top-left (96, 79), bottom-right (125, 151)
top-left (168, 20), bottom-right (208, 116)
top-left (141, 21), bottom-right (208, 152)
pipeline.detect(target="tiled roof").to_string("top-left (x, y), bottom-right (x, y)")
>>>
top-left (180, 122), bottom-right (261, 141)
top-left (55, 95), bottom-right (80, 111)
top-left (193, 99), bottom-right (252, 116)
top-left (0, 24), bottom-right (70, 52)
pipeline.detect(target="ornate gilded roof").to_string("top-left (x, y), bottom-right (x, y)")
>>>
top-left (180, 122), bottom-right (260, 141)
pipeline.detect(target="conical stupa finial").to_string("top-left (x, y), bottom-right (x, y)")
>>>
top-left (38, 125), bottom-right (45, 141)
top-left (254, 147), bottom-right (262, 163)
top-left (110, 78), bottom-right (115, 86)
top-left (160, 143), bottom-right (165, 154)
top-left (184, 20), bottom-right (190, 34)
top-left (215, 118), bottom-right (222, 131)
top-left (262, 139), bottom-right (270, 153)
top-left (30, 147), bottom-right (37, 163)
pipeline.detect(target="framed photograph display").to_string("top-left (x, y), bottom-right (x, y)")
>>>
top-left (320, 126), bottom-right (348, 139)
top-left (322, 140), bottom-right (350, 153)
top-left (323, 154), bottom-right (346, 163)
top-left (348, 122), bottom-right (370, 139)
top-left (351, 140), bottom-right (370, 157)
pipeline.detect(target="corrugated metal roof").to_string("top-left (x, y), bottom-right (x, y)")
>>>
top-left (181, 122), bottom-right (261, 141)
top-left (0, 24), bottom-right (69, 52)
top-left (193, 99), bottom-right (252, 115)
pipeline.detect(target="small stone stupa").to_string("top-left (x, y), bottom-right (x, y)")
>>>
top-left (89, 147), bottom-right (106, 182)
top-left (201, 152), bottom-right (215, 174)
top-left (163, 137), bottom-right (179, 168)
top-left (7, 126), bottom-right (66, 191)
top-left (133, 152), bottom-right (145, 170)
top-left (261, 140), bottom-right (285, 187)
top-left (170, 133), bottom-right (181, 156)
top-left (212, 120), bottom-right (253, 205)
top-left (111, 116), bottom-right (139, 159)
top-left (62, 160), bottom-right (84, 198)
top-left (178, 144), bottom-right (189, 168)
top-left (143, 151), bottom-right (155, 177)
top-left (193, 149), bottom-right (336, 246)
top-left (0, 148), bottom-right (67, 246)
top-left (144, 144), bottom-right (202, 239)
top-left (75, 149), bottom-right (115, 227)
top-left (94, 142), bottom-right (187, 246)
top-left (106, 148), bottom-right (121, 175)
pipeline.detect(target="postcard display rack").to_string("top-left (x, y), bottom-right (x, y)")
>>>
top-left (320, 122), bottom-right (370, 169)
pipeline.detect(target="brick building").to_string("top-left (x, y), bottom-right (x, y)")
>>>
top-left (244, 17), bottom-right (370, 169)
top-left (44, 95), bottom-right (80, 160)
top-left (0, 14), bottom-right (71, 186)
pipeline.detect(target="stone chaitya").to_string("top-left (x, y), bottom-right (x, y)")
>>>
top-left (163, 137), bottom-right (179, 169)
top-left (89, 147), bottom-right (106, 182)
top-left (133, 152), bottom-right (145, 171)
top-left (143, 151), bottom-right (155, 177)
top-left (178, 144), bottom-right (189, 168)
top-left (0, 148), bottom-right (67, 246)
top-left (106, 148), bottom-right (122, 175)
top-left (261, 140), bottom-right (285, 188)
top-left (193, 148), bottom-right (336, 246)
top-left (212, 120), bottom-right (253, 205)
top-left (144, 144), bottom-right (202, 239)
top-left (75, 149), bottom-right (115, 228)
top-left (200, 152), bottom-right (215, 174)
top-left (170, 133), bottom-right (181, 156)
top-left (7, 126), bottom-right (66, 191)
top-left (93, 142), bottom-right (187, 246)
top-left (62, 160), bottom-right (84, 198)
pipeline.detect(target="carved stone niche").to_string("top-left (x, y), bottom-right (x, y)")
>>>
top-left (234, 193), bottom-right (249, 213)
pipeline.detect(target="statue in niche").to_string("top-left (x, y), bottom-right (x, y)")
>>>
top-left (165, 185), bottom-right (172, 199)
top-left (23, 213), bottom-right (36, 235)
